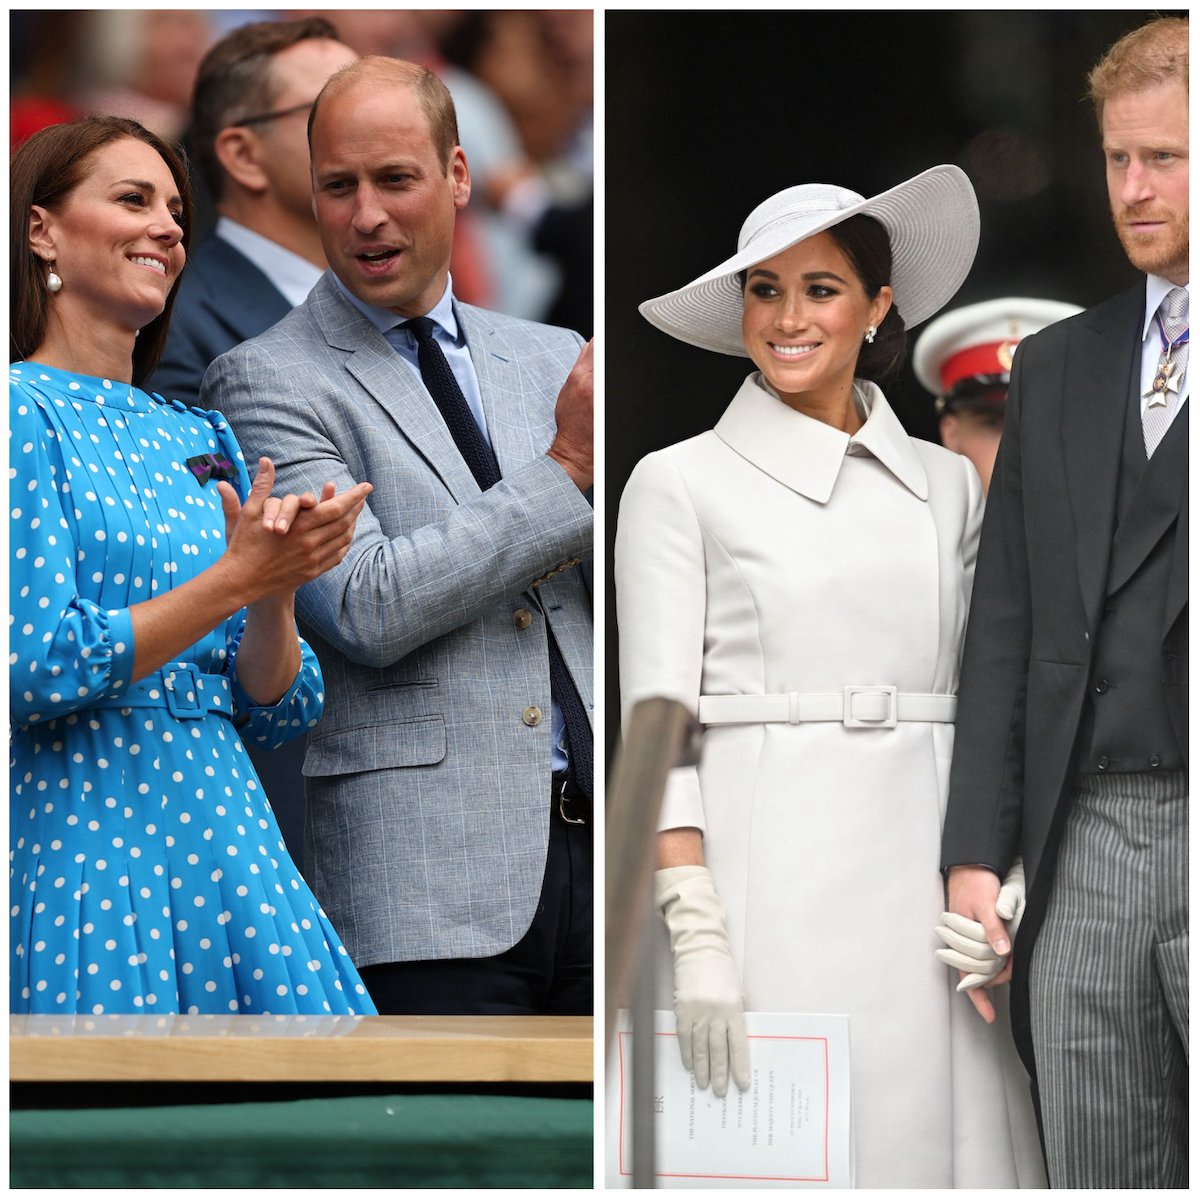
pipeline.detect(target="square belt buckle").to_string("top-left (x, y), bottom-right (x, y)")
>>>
top-left (164, 665), bottom-right (205, 719)
top-left (843, 685), bottom-right (898, 728)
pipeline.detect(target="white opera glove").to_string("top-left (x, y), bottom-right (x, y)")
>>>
top-left (934, 858), bottom-right (1027, 991)
top-left (655, 865), bottom-right (751, 1097)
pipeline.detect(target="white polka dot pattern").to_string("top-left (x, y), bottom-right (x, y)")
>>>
top-left (9, 363), bottom-right (374, 1016)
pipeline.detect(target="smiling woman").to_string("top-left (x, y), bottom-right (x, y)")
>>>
top-left (26, 139), bottom-right (186, 380)
top-left (8, 116), bottom-right (376, 1017)
top-left (10, 117), bottom-right (193, 386)
top-left (615, 166), bottom-right (1047, 1185)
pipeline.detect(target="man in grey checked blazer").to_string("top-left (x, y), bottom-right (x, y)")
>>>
top-left (203, 55), bottom-right (593, 1015)
top-left (941, 18), bottom-right (1187, 1187)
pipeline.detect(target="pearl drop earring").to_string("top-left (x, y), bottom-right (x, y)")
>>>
top-left (46, 264), bottom-right (63, 294)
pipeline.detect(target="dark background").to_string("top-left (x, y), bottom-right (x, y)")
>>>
top-left (603, 9), bottom-right (1175, 765)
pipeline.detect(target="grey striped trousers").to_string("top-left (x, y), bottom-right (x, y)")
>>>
top-left (1030, 770), bottom-right (1188, 1188)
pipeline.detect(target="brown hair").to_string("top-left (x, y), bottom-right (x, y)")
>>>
top-left (827, 215), bottom-right (907, 384)
top-left (1087, 16), bottom-right (1189, 123)
top-left (192, 16), bottom-right (341, 200)
top-left (308, 56), bottom-right (460, 170)
top-left (10, 115), bottom-right (194, 385)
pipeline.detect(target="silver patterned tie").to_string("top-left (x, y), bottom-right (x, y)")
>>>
top-left (1143, 286), bottom-right (1188, 457)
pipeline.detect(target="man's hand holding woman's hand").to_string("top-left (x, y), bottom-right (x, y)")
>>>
top-left (937, 860), bottom-right (1027, 1023)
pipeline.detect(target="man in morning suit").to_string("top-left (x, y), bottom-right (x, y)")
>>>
top-left (147, 17), bottom-right (356, 406)
top-left (203, 56), bottom-right (594, 1016)
top-left (940, 17), bottom-right (1188, 1187)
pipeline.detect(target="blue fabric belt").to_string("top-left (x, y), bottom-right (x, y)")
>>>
top-left (92, 663), bottom-right (233, 721)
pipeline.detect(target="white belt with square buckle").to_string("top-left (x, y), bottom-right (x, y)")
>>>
top-left (697, 687), bottom-right (957, 729)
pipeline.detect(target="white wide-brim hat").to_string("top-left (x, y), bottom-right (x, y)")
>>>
top-left (639, 164), bottom-right (980, 357)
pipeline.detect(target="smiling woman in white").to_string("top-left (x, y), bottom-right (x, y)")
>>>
top-left (615, 167), bottom-right (1045, 1187)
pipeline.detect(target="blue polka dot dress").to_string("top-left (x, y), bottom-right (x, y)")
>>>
top-left (9, 362), bottom-right (376, 1016)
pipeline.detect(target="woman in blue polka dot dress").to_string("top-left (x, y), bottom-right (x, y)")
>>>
top-left (10, 117), bottom-right (378, 1015)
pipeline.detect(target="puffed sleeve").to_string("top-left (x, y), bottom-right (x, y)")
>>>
top-left (203, 406), bottom-right (326, 748)
top-left (9, 379), bottom-right (137, 724)
top-left (225, 612), bottom-right (325, 748)
top-left (614, 449), bottom-right (708, 833)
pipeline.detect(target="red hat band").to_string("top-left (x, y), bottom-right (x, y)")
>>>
top-left (940, 340), bottom-right (1019, 392)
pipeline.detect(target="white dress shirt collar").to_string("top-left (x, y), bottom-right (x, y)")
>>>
top-left (715, 373), bottom-right (929, 505)
top-left (214, 217), bottom-right (323, 309)
top-left (1141, 274), bottom-right (1189, 339)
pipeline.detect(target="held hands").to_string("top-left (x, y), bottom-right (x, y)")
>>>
top-left (936, 861), bottom-right (1026, 1023)
top-left (217, 457), bottom-right (373, 602)
top-left (548, 339), bottom-right (593, 491)
top-left (656, 865), bottom-right (751, 1097)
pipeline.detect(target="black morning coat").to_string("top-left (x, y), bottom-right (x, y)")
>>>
top-left (940, 282), bottom-right (1188, 1079)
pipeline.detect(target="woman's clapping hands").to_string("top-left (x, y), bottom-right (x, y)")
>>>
top-left (217, 457), bottom-right (372, 601)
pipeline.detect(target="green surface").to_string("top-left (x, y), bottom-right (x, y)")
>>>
top-left (11, 1092), bottom-right (594, 1188)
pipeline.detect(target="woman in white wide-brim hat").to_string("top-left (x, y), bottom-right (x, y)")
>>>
top-left (615, 165), bottom-right (1046, 1187)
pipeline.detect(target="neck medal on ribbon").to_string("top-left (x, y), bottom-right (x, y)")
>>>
top-left (1145, 310), bottom-right (1188, 403)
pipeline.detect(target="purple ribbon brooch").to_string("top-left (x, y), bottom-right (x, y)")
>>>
top-left (186, 453), bottom-right (237, 487)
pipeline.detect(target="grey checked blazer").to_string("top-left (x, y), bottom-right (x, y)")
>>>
top-left (202, 272), bottom-right (593, 968)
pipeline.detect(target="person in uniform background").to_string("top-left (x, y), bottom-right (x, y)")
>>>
top-left (913, 297), bottom-right (1082, 493)
top-left (940, 16), bottom-right (1188, 1187)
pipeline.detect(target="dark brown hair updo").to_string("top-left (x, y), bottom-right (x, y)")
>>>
top-left (824, 213), bottom-right (906, 384)
top-left (10, 115), bottom-right (194, 386)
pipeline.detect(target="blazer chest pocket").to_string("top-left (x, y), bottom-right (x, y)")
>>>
top-left (303, 715), bottom-right (447, 777)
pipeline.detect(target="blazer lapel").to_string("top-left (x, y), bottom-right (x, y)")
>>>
top-left (458, 304), bottom-right (558, 478)
top-left (309, 274), bottom-right (481, 502)
top-left (199, 238), bottom-right (292, 338)
top-left (1107, 404), bottom-right (1187, 596)
top-left (1162, 406), bottom-right (1188, 636)
top-left (1062, 286), bottom-right (1143, 628)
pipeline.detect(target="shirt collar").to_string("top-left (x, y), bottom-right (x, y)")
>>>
top-left (1142, 274), bottom-right (1190, 340)
top-left (714, 373), bottom-right (929, 504)
top-left (214, 217), bottom-right (323, 308)
top-left (331, 272), bottom-right (461, 343)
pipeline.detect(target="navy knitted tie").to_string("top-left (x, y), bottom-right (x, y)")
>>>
top-left (403, 317), bottom-right (592, 806)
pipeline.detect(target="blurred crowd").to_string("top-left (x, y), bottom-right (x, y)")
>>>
top-left (10, 8), bottom-right (593, 335)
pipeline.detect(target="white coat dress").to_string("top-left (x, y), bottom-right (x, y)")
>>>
top-left (615, 374), bottom-right (1045, 1188)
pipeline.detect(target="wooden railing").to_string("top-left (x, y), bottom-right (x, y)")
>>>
top-left (10, 1013), bottom-right (592, 1083)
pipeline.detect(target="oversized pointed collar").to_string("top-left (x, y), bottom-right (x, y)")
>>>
top-left (713, 373), bottom-right (929, 504)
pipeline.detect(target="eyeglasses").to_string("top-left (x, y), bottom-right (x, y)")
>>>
top-left (230, 100), bottom-right (314, 128)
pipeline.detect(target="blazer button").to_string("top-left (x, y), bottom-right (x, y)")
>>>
top-left (1094, 679), bottom-right (1110, 694)
top-left (523, 705), bottom-right (543, 727)
top-left (513, 608), bottom-right (533, 630)
top-left (1097, 756), bottom-right (1108, 771)
top-left (1149, 754), bottom-right (1161, 768)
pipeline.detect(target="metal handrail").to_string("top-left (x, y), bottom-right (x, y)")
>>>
top-left (605, 697), bottom-right (701, 1188)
